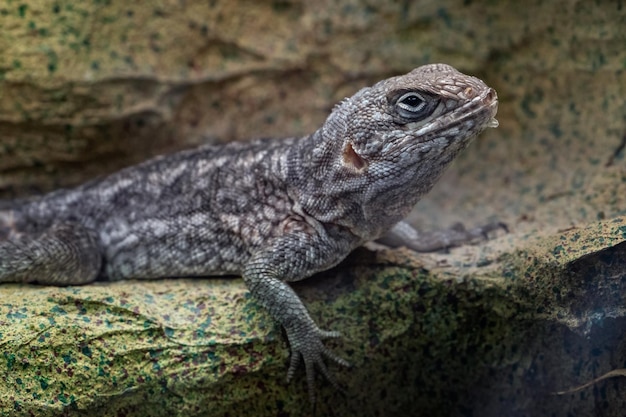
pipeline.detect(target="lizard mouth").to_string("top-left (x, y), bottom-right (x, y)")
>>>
top-left (461, 87), bottom-right (499, 130)
top-left (438, 87), bottom-right (499, 133)
top-left (483, 88), bottom-right (499, 128)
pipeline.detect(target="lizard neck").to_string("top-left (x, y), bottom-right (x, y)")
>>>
top-left (285, 129), bottom-right (424, 241)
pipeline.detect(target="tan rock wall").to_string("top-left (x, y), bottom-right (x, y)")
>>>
top-left (2, 1), bottom-right (625, 239)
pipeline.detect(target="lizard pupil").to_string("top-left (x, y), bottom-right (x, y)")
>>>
top-left (401, 95), bottom-right (422, 107)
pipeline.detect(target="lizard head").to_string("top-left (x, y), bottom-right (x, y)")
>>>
top-left (295, 63), bottom-right (498, 239)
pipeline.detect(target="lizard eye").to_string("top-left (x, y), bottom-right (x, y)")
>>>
top-left (395, 92), bottom-right (430, 119)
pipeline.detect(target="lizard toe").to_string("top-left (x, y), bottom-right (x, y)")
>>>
top-left (285, 324), bottom-right (349, 403)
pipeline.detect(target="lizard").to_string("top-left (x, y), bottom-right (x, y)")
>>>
top-left (0, 63), bottom-right (499, 402)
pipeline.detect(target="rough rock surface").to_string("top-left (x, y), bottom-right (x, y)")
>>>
top-left (1, 0), bottom-right (625, 416)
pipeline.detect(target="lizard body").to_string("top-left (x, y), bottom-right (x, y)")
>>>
top-left (0, 63), bottom-right (499, 401)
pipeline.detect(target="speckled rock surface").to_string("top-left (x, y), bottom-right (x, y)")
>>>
top-left (2, 235), bottom-right (625, 416)
top-left (1, 0), bottom-right (626, 416)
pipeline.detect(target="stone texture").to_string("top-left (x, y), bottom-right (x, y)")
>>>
top-left (1, 0), bottom-right (625, 416)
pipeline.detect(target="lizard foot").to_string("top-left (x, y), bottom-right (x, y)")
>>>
top-left (379, 220), bottom-right (508, 252)
top-left (285, 325), bottom-right (350, 403)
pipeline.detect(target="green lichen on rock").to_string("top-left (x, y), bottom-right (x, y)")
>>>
top-left (1, 279), bottom-right (282, 416)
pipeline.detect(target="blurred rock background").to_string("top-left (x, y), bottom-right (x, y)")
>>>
top-left (2, 0), bottom-right (623, 238)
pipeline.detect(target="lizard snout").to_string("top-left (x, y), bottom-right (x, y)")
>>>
top-left (483, 88), bottom-right (498, 105)
top-left (484, 88), bottom-right (499, 128)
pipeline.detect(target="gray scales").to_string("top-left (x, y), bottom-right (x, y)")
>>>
top-left (0, 63), bottom-right (500, 402)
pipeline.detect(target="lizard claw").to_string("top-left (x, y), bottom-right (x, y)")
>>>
top-left (285, 325), bottom-right (350, 403)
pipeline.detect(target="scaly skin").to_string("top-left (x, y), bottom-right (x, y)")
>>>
top-left (0, 63), bottom-right (498, 401)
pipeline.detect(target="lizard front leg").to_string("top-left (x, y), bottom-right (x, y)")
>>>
top-left (242, 227), bottom-right (353, 403)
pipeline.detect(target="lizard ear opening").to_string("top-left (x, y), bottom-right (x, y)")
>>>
top-left (342, 142), bottom-right (368, 171)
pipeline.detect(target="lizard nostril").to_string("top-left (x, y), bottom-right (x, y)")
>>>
top-left (485, 88), bottom-right (497, 103)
